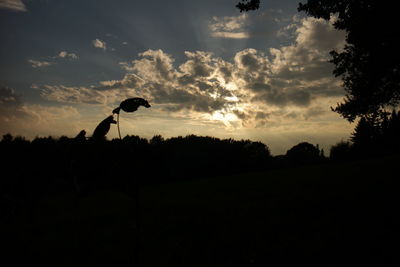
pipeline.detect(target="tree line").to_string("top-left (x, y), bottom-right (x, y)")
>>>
top-left (1, 123), bottom-right (399, 222)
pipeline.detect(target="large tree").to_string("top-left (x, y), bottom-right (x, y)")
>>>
top-left (237, 0), bottom-right (400, 122)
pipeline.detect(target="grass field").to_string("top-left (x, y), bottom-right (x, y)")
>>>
top-left (4, 155), bottom-right (400, 266)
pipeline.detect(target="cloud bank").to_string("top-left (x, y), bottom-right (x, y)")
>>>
top-left (41, 17), bottom-right (345, 129)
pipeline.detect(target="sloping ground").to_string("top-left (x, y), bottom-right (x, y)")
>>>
top-left (4, 155), bottom-right (400, 266)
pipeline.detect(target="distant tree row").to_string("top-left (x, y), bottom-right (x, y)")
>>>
top-left (286, 142), bottom-right (326, 165)
top-left (0, 134), bottom-right (271, 208)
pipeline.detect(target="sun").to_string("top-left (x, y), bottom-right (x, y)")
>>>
top-left (211, 111), bottom-right (239, 125)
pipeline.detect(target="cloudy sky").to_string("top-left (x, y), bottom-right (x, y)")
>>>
top-left (0, 0), bottom-right (353, 154)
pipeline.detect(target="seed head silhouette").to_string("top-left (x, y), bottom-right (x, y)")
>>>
top-left (112, 97), bottom-right (151, 115)
top-left (92, 115), bottom-right (117, 140)
top-left (112, 97), bottom-right (151, 139)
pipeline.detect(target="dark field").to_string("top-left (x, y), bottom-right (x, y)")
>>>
top-left (3, 155), bottom-right (399, 266)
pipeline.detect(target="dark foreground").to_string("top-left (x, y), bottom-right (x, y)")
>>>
top-left (2, 155), bottom-right (399, 266)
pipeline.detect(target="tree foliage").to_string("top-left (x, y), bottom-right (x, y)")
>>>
top-left (286, 142), bottom-right (324, 165)
top-left (236, 0), bottom-right (260, 12)
top-left (332, 110), bottom-right (400, 159)
top-left (330, 141), bottom-right (352, 161)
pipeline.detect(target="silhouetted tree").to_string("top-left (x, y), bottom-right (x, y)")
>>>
top-left (236, 0), bottom-right (260, 12)
top-left (351, 117), bottom-right (376, 146)
top-left (286, 142), bottom-right (322, 165)
top-left (150, 135), bottom-right (164, 146)
top-left (349, 114), bottom-right (385, 157)
top-left (320, 148), bottom-right (325, 158)
top-left (1, 133), bottom-right (13, 143)
top-left (330, 141), bottom-right (353, 161)
top-left (382, 110), bottom-right (400, 150)
top-left (345, 109), bottom-right (400, 157)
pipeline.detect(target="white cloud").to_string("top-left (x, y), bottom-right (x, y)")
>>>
top-left (0, 0), bottom-right (26, 12)
top-left (92, 39), bottom-right (107, 50)
top-left (28, 50), bottom-right (78, 68)
top-left (230, 16), bottom-right (346, 110)
top-left (57, 51), bottom-right (78, 59)
top-left (210, 32), bottom-right (250, 39)
top-left (208, 10), bottom-right (293, 40)
top-left (209, 14), bottom-right (248, 32)
top-left (127, 49), bottom-right (177, 82)
top-left (28, 59), bottom-right (53, 68)
top-left (39, 16), bottom-right (346, 136)
top-left (209, 14), bottom-right (250, 39)
top-left (295, 16), bottom-right (345, 53)
top-left (41, 85), bottom-right (110, 105)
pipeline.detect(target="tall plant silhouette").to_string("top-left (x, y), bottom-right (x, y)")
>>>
top-left (92, 115), bottom-right (117, 140)
top-left (112, 98), bottom-right (151, 139)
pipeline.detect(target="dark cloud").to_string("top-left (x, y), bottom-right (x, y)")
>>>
top-left (180, 51), bottom-right (214, 78)
top-left (253, 90), bottom-right (288, 106)
top-left (233, 110), bottom-right (248, 120)
top-left (235, 49), bottom-right (268, 73)
top-left (240, 52), bottom-right (260, 72)
top-left (249, 82), bottom-right (271, 93)
top-left (255, 112), bottom-right (269, 120)
top-left (288, 90), bottom-right (311, 106)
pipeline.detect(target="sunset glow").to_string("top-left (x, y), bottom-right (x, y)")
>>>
top-left (0, 0), bottom-right (352, 154)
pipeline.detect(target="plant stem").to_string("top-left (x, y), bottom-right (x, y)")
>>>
top-left (117, 113), bottom-right (121, 139)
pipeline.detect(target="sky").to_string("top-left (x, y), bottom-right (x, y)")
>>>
top-left (0, 0), bottom-right (353, 154)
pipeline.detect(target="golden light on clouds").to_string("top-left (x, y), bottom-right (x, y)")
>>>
top-left (1, 14), bottom-right (352, 154)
